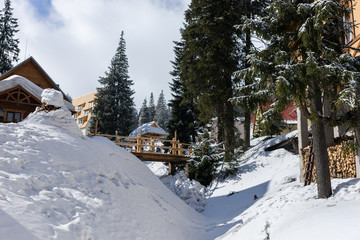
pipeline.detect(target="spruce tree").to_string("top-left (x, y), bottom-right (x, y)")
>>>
top-left (181, 0), bottom-right (241, 158)
top-left (92, 31), bottom-right (137, 135)
top-left (0, 0), bottom-right (19, 74)
top-left (168, 40), bottom-right (199, 143)
top-left (149, 92), bottom-right (156, 121)
top-left (138, 98), bottom-right (151, 126)
top-left (239, 0), bottom-right (359, 198)
top-left (154, 90), bottom-right (170, 130)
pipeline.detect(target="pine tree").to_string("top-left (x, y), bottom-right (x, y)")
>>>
top-left (231, 0), bottom-right (268, 148)
top-left (138, 98), bottom-right (151, 126)
top-left (154, 90), bottom-right (170, 130)
top-left (239, 0), bottom-right (359, 198)
top-left (168, 40), bottom-right (199, 143)
top-left (189, 130), bottom-right (224, 186)
top-left (0, 0), bottom-right (19, 74)
top-left (149, 92), bottom-right (156, 121)
top-left (181, 0), bottom-right (241, 158)
top-left (92, 31), bottom-right (137, 135)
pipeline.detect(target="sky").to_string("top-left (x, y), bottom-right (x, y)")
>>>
top-left (11, 0), bottom-right (191, 109)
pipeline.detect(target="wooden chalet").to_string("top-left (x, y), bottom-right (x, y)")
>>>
top-left (0, 57), bottom-right (73, 123)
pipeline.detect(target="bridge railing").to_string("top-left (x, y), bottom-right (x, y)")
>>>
top-left (90, 131), bottom-right (195, 156)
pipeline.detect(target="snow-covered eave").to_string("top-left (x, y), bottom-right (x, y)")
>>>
top-left (0, 75), bottom-right (74, 112)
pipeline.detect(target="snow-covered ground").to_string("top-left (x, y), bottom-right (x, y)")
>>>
top-left (1, 90), bottom-right (360, 239)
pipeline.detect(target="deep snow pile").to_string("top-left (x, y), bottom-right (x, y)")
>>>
top-left (160, 172), bottom-right (206, 212)
top-left (0, 90), bottom-right (209, 240)
top-left (145, 162), bottom-right (206, 212)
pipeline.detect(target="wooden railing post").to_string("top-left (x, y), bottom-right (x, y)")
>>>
top-left (137, 129), bottom-right (142, 152)
top-left (115, 131), bottom-right (119, 143)
top-left (172, 131), bottom-right (177, 155)
top-left (150, 139), bottom-right (155, 153)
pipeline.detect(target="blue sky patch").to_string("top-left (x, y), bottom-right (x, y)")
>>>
top-left (29, 0), bottom-right (52, 18)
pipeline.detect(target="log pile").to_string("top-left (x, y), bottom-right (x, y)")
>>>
top-left (302, 141), bottom-right (356, 182)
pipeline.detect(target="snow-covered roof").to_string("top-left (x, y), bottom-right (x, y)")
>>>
top-left (0, 75), bottom-right (74, 111)
top-left (129, 121), bottom-right (168, 138)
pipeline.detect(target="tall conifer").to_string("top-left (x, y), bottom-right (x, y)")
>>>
top-left (168, 40), bottom-right (198, 143)
top-left (154, 90), bottom-right (170, 130)
top-left (0, 0), bottom-right (19, 74)
top-left (149, 92), bottom-right (156, 121)
top-left (138, 98), bottom-right (151, 126)
top-left (181, 0), bottom-right (241, 157)
top-left (92, 31), bottom-right (137, 135)
top-left (238, 0), bottom-right (359, 198)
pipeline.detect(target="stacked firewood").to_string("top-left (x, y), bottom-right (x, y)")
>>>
top-left (302, 141), bottom-right (356, 182)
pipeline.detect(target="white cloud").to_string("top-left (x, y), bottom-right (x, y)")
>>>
top-left (12, 0), bottom-right (190, 109)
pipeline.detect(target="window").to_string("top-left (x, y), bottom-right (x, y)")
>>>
top-left (84, 110), bottom-right (89, 116)
top-left (78, 105), bottom-right (82, 111)
top-left (6, 111), bottom-right (21, 123)
top-left (78, 118), bottom-right (83, 124)
top-left (89, 101), bottom-right (94, 108)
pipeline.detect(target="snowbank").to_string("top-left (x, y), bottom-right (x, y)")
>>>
top-left (203, 134), bottom-right (360, 240)
top-left (0, 95), bottom-right (209, 239)
top-left (160, 172), bottom-right (206, 212)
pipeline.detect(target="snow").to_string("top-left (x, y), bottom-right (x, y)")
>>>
top-left (0, 75), bottom-right (74, 111)
top-left (0, 99), bottom-right (208, 239)
top-left (41, 89), bottom-right (65, 108)
top-left (129, 121), bottom-right (168, 137)
top-left (1, 95), bottom-right (360, 239)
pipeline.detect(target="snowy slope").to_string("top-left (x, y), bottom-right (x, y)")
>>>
top-left (203, 133), bottom-right (360, 240)
top-left (0, 106), bottom-right (209, 239)
top-left (2, 95), bottom-right (360, 240)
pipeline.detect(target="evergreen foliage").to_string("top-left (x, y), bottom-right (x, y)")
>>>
top-left (232, 0), bottom-right (269, 148)
top-left (168, 40), bottom-right (199, 143)
top-left (92, 31), bottom-right (137, 135)
top-left (180, 0), bottom-right (242, 156)
top-left (189, 130), bottom-right (224, 186)
top-left (154, 90), bottom-right (170, 130)
top-left (0, 0), bottom-right (19, 74)
top-left (237, 0), bottom-right (360, 198)
top-left (149, 92), bottom-right (156, 121)
top-left (138, 98), bottom-right (151, 126)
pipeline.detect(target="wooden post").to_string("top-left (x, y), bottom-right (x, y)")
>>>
top-left (168, 163), bottom-right (176, 175)
top-left (150, 139), bottom-right (155, 153)
top-left (172, 131), bottom-right (177, 155)
top-left (95, 120), bottom-right (98, 135)
top-left (115, 131), bottom-right (119, 143)
top-left (137, 129), bottom-right (142, 152)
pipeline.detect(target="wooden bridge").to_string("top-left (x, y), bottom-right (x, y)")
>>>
top-left (90, 130), bottom-right (194, 174)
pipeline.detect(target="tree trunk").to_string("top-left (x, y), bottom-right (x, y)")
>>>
top-left (354, 127), bottom-right (360, 178)
top-left (297, 108), bottom-right (309, 183)
top-left (310, 81), bottom-right (332, 198)
top-left (323, 97), bottom-right (334, 147)
top-left (244, 112), bottom-right (251, 148)
top-left (243, 19), bottom-right (252, 149)
top-left (223, 101), bottom-right (235, 162)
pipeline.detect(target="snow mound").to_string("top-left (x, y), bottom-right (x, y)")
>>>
top-left (41, 88), bottom-right (65, 108)
top-left (161, 172), bottom-right (206, 212)
top-left (0, 114), bottom-right (209, 239)
top-left (23, 89), bottom-right (84, 138)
